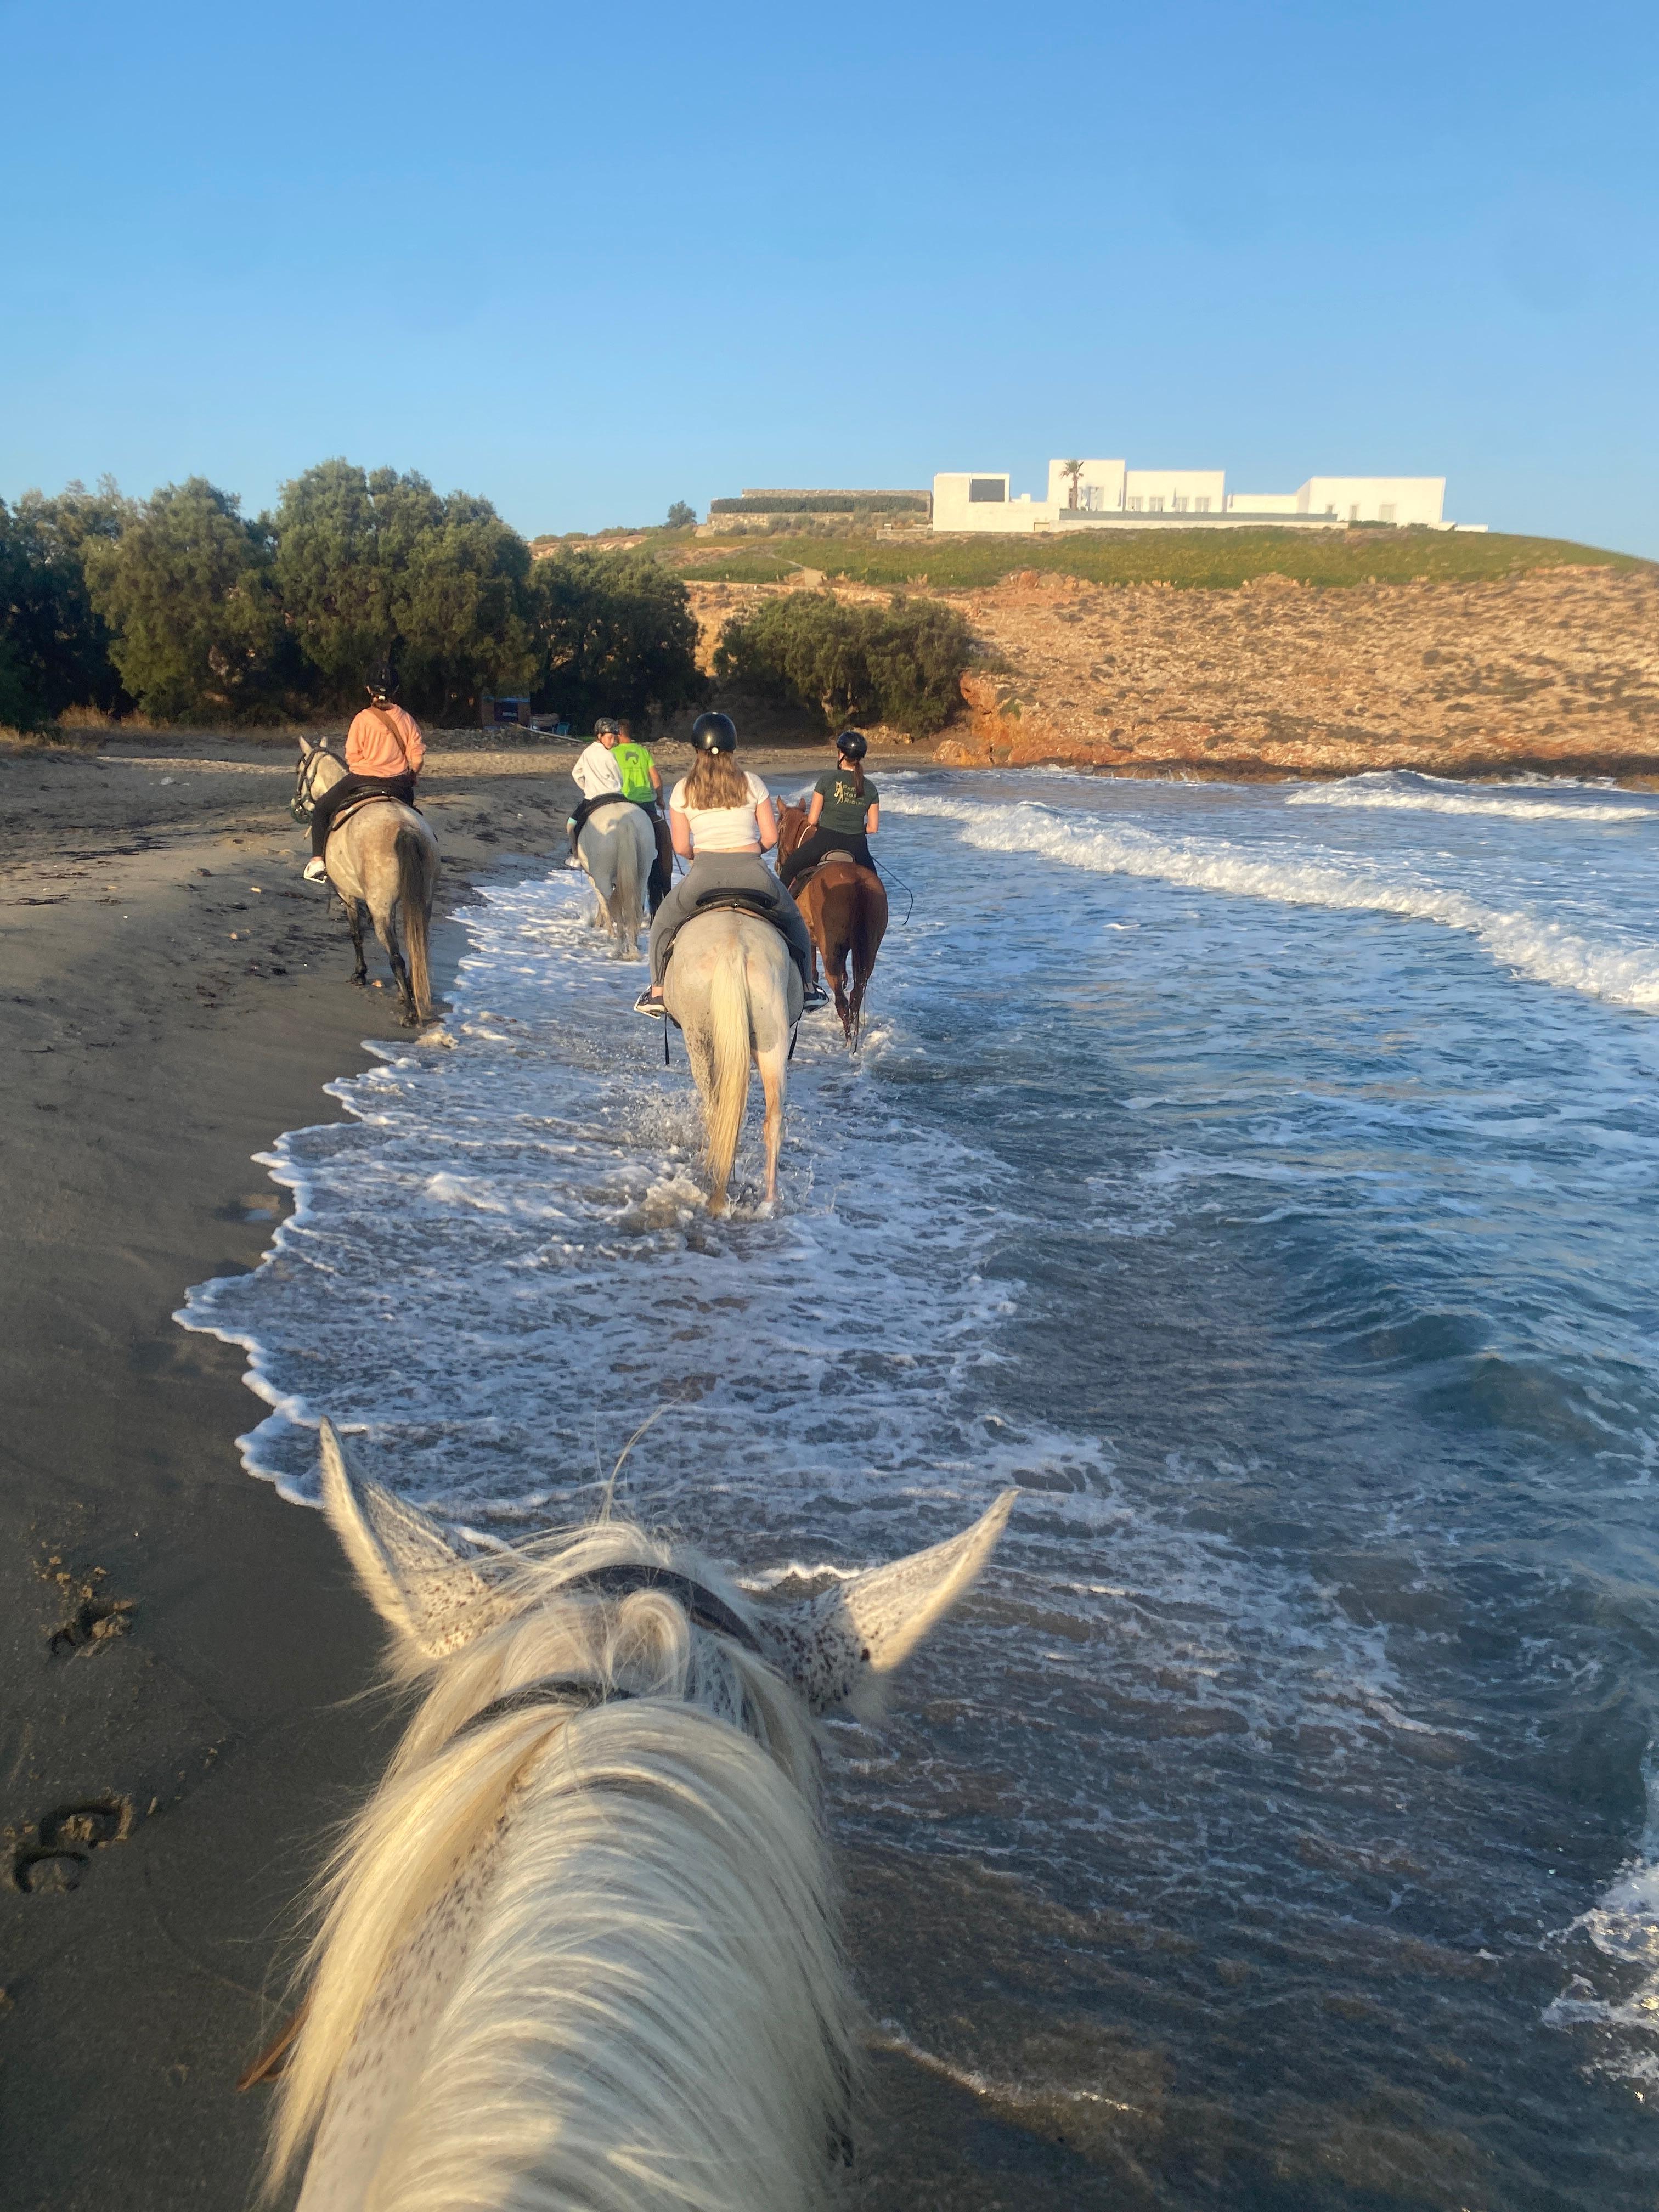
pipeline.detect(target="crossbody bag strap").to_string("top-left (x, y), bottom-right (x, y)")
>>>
top-left (367, 704), bottom-right (411, 769)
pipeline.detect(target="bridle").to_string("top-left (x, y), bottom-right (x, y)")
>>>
top-left (291, 747), bottom-right (337, 823)
top-left (447, 1561), bottom-right (765, 1748)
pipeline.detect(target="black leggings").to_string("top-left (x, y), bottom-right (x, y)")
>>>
top-left (779, 827), bottom-right (874, 889)
top-left (312, 771), bottom-right (417, 857)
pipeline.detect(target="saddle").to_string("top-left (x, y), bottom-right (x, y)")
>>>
top-left (325, 791), bottom-right (422, 843)
top-left (791, 853), bottom-right (873, 892)
top-left (693, 885), bottom-right (780, 917)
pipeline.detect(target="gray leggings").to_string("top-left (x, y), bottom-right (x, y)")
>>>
top-left (648, 853), bottom-right (814, 989)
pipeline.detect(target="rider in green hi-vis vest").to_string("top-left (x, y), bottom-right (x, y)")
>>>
top-left (612, 738), bottom-right (658, 804)
top-left (611, 723), bottom-right (672, 910)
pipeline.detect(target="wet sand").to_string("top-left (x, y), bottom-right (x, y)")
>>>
top-left (0, 736), bottom-right (1087, 2211)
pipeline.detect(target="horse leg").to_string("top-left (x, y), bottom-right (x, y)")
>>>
top-left (342, 896), bottom-right (368, 985)
top-left (823, 891), bottom-right (854, 1040)
top-left (757, 1034), bottom-right (787, 1204)
top-left (371, 899), bottom-right (415, 1023)
top-left (387, 941), bottom-right (414, 1022)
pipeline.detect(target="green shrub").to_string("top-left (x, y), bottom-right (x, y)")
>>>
top-left (83, 479), bottom-right (291, 723)
top-left (0, 481), bottom-right (133, 726)
top-left (709, 494), bottom-right (929, 517)
top-left (273, 462), bottom-right (530, 721)
top-left (526, 549), bottom-right (704, 728)
top-left (0, 635), bottom-right (51, 732)
top-left (713, 591), bottom-right (972, 734)
top-left (682, 527), bottom-right (1646, 594)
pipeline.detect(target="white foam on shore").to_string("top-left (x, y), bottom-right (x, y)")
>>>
top-left (174, 862), bottom-right (1426, 1909)
top-left (1546, 1754), bottom-right (1659, 2085)
top-left (889, 792), bottom-right (1659, 1015)
top-left (1285, 774), bottom-right (1656, 825)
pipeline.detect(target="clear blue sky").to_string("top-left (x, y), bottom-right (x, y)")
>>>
top-left (3, 1), bottom-right (1655, 551)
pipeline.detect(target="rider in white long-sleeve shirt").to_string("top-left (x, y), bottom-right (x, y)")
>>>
top-left (567, 720), bottom-right (625, 861)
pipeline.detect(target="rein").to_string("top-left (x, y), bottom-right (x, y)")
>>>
top-left (446, 1562), bottom-right (764, 1748)
top-left (876, 859), bottom-right (915, 926)
top-left (291, 748), bottom-right (336, 823)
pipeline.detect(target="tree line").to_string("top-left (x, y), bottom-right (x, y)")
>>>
top-left (0, 462), bottom-right (706, 731)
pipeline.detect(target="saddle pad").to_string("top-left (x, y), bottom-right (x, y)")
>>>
top-left (794, 855), bottom-right (871, 887)
top-left (692, 886), bottom-right (778, 914)
top-left (326, 792), bottom-right (422, 840)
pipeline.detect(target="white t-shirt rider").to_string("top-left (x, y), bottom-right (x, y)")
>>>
top-left (572, 740), bottom-right (624, 800)
top-left (669, 770), bottom-right (772, 855)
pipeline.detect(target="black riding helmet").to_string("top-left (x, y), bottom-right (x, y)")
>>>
top-left (835, 729), bottom-right (868, 760)
top-left (691, 711), bottom-right (738, 753)
top-left (368, 659), bottom-right (398, 704)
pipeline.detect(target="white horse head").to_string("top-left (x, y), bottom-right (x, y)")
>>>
top-left (264, 1421), bottom-right (1014, 2212)
top-left (577, 799), bottom-right (653, 957)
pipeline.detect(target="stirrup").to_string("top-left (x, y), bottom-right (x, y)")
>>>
top-left (302, 857), bottom-right (328, 883)
top-left (802, 985), bottom-right (831, 1012)
top-left (634, 989), bottom-right (667, 1018)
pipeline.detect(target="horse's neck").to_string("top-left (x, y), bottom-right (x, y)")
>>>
top-left (312, 752), bottom-right (347, 793)
top-left (301, 1709), bottom-right (849, 2212)
top-left (296, 1823), bottom-right (508, 2212)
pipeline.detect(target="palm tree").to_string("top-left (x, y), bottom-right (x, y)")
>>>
top-left (1060, 459), bottom-right (1084, 510)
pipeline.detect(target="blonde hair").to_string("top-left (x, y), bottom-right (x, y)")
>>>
top-left (683, 750), bottom-right (750, 812)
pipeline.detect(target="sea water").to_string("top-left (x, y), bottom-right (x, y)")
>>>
top-left (180, 768), bottom-right (1659, 2207)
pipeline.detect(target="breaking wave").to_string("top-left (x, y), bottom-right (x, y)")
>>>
top-left (889, 791), bottom-right (1659, 1014)
top-left (1285, 771), bottom-right (1657, 825)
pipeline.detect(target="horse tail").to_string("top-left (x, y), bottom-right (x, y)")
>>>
top-left (396, 828), bottom-right (433, 1020)
top-left (704, 939), bottom-right (752, 1211)
top-left (612, 811), bottom-right (644, 953)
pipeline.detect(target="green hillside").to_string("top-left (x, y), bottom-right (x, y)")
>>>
top-left (675, 527), bottom-right (1648, 593)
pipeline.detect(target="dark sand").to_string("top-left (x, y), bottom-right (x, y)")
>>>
top-left (1, 736), bottom-right (1088, 2211)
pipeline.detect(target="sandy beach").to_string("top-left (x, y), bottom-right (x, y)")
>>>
top-left (1, 735), bottom-right (1087, 2212)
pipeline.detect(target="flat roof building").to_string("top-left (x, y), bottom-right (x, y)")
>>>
top-left (934, 460), bottom-right (1472, 534)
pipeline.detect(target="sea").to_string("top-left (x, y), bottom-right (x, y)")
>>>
top-left (179, 766), bottom-right (1659, 2208)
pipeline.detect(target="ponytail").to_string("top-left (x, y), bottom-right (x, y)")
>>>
top-left (839, 751), bottom-right (865, 799)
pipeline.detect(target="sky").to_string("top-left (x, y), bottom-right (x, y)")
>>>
top-left (3, 1), bottom-right (1656, 552)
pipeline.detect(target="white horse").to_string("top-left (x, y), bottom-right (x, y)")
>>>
top-left (294, 740), bottom-right (439, 1024)
top-left (255, 1421), bottom-right (1013, 2212)
top-left (663, 909), bottom-right (803, 1211)
top-left (577, 798), bottom-right (654, 957)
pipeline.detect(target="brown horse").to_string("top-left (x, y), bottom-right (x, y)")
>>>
top-left (777, 802), bottom-right (888, 1048)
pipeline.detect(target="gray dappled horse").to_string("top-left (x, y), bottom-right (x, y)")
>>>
top-left (576, 796), bottom-right (654, 958)
top-left (251, 1420), bottom-right (1013, 2212)
top-left (294, 740), bottom-right (439, 1025)
top-left (664, 907), bottom-right (803, 1212)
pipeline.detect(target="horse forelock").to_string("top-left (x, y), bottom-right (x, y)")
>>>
top-left (270, 1519), bottom-right (845, 2208)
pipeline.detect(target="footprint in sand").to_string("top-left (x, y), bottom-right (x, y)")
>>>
top-left (47, 1594), bottom-right (135, 1659)
top-left (11, 1797), bottom-right (136, 1895)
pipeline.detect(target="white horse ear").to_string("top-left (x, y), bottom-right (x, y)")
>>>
top-left (317, 1419), bottom-right (502, 1666)
top-left (758, 1491), bottom-right (1015, 1718)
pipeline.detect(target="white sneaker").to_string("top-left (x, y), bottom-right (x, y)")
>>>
top-left (303, 858), bottom-right (328, 883)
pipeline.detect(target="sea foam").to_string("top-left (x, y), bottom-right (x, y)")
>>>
top-left (888, 792), bottom-right (1659, 1014)
top-left (1285, 772), bottom-right (1656, 825)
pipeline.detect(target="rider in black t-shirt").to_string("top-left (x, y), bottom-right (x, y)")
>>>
top-left (778, 731), bottom-right (879, 889)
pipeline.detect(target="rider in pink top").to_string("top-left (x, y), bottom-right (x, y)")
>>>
top-left (304, 665), bottom-right (425, 880)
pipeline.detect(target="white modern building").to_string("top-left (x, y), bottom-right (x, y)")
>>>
top-left (933, 459), bottom-right (1472, 534)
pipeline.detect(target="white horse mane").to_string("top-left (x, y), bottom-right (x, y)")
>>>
top-left (269, 1426), bottom-right (1013, 2211)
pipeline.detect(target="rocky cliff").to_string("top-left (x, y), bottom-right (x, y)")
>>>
top-left (932, 565), bottom-right (1659, 778)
